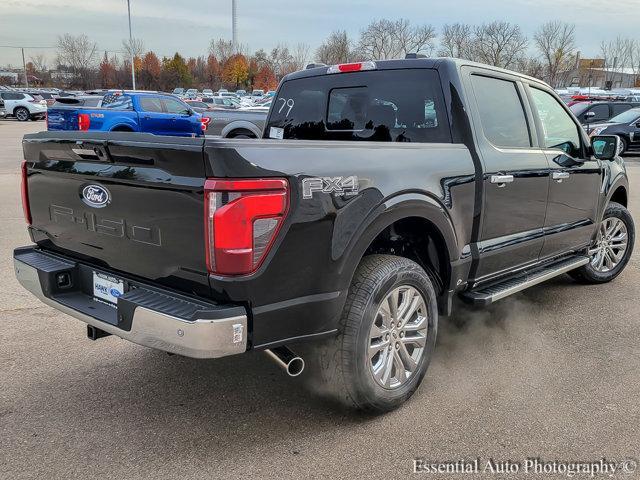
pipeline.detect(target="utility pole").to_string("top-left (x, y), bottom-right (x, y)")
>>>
top-left (127, 0), bottom-right (136, 89)
top-left (21, 47), bottom-right (29, 88)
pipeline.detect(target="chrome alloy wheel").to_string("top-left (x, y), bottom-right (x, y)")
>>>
top-left (15, 108), bottom-right (29, 121)
top-left (589, 217), bottom-right (628, 273)
top-left (368, 285), bottom-right (428, 389)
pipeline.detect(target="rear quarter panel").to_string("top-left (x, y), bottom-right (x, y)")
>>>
top-left (203, 138), bottom-right (476, 347)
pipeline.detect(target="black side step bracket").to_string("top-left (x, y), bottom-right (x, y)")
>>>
top-left (460, 256), bottom-right (589, 306)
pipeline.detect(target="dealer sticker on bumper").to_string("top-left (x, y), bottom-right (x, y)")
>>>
top-left (93, 272), bottom-right (124, 305)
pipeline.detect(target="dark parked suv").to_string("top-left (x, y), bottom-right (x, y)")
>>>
top-left (570, 101), bottom-right (640, 131)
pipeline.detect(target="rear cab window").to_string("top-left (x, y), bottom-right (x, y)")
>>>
top-left (266, 69), bottom-right (451, 143)
top-left (102, 94), bottom-right (133, 110)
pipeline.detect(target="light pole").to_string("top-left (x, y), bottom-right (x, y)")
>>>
top-left (21, 47), bottom-right (29, 88)
top-left (126, 0), bottom-right (136, 89)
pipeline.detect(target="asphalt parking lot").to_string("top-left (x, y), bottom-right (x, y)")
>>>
top-left (0, 119), bottom-right (639, 480)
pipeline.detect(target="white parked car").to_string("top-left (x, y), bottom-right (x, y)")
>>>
top-left (0, 91), bottom-right (47, 121)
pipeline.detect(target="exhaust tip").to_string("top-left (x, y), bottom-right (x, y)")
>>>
top-left (265, 346), bottom-right (305, 377)
top-left (286, 357), bottom-right (305, 377)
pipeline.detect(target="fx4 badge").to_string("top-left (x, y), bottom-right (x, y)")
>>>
top-left (302, 176), bottom-right (359, 199)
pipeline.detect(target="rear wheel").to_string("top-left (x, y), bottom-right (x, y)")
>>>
top-left (227, 129), bottom-right (256, 139)
top-left (305, 255), bottom-right (438, 412)
top-left (569, 202), bottom-right (634, 283)
top-left (14, 107), bottom-right (29, 122)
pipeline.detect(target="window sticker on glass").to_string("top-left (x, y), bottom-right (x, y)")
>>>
top-left (270, 127), bottom-right (284, 139)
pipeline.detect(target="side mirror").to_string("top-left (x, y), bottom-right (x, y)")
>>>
top-left (635, 122), bottom-right (640, 129)
top-left (591, 135), bottom-right (620, 160)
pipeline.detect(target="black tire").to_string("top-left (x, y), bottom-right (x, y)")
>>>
top-left (569, 201), bottom-right (634, 283)
top-left (227, 129), bottom-right (256, 139)
top-left (619, 137), bottom-right (628, 155)
top-left (14, 107), bottom-right (30, 122)
top-left (303, 255), bottom-right (438, 412)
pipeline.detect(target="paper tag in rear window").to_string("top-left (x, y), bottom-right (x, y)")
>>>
top-left (269, 127), bottom-right (284, 140)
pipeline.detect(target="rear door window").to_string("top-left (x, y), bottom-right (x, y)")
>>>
top-left (266, 69), bottom-right (451, 143)
top-left (470, 75), bottom-right (531, 148)
top-left (140, 97), bottom-right (164, 113)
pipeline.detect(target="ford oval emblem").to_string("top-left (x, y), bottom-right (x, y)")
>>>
top-left (109, 288), bottom-right (122, 298)
top-left (81, 184), bottom-right (110, 208)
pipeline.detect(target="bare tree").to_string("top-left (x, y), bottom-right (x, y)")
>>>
top-left (601, 36), bottom-right (634, 88)
top-left (56, 34), bottom-right (98, 87)
top-left (438, 23), bottom-right (473, 59)
top-left (471, 21), bottom-right (527, 69)
top-left (627, 39), bottom-right (640, 87)
top-left (358, 19), bottom-right (436, 60)
top-left (533, 21), bottom-right (575, 88)
top-left (514, 56), bottom-right (545, 79)
top-left (290, 43), bottom-right (310, 71)
top-left (122, 37), bottom-right (145, 60)
top-left (316, 30), bottom-right (353, 65)
top-left (209, 38), bottom-right (236, 65)
top-left (29, 54), bottom-right (48, 73)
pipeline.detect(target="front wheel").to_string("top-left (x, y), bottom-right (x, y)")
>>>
top-left (569, 202), bottom-right (634, 283)
top-left (618, 137), bottom-right (628, 155)
top-left (14, 107), bottom-right (30, 122)
top-left (305, 255), bottom-right (438, 412)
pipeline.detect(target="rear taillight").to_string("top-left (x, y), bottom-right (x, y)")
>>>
top-left (204, 178), bottom-right (289, 275)
top-left (201, 117), bottom-right (210, 131)
top-left (78, 113), bottom-right (91, 131)
top-left (21, 161), bottom-right (31, 225)
top-left (327, 61), bottom-right (376, 74)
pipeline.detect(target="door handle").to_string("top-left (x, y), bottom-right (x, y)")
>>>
top-left (552, 171), bottom-right (570, 182)
top-left (490, 174), bottom-right (514, 187)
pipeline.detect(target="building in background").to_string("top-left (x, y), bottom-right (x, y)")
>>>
top-left (562, 54), bottom-right (640, 89)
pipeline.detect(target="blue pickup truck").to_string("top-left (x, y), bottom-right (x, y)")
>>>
top-left (47, 91), bottom-right (208, 137)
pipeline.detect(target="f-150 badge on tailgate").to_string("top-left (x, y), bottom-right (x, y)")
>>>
top-left (81, 184), bottom-right (110, 208)
top-left (302, 176), bottom-right (359, 199)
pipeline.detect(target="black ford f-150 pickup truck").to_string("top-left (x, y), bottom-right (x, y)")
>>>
top-left (15, 58), bottom-right (634, 412)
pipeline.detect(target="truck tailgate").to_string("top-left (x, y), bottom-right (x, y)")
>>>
top-left (22, 132), bottom-right (210, 296)
top-left (46, 106), bottom-right (82, 131)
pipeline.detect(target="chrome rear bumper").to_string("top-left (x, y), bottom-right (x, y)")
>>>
top-left (14, 248), bottom-right (247, 359)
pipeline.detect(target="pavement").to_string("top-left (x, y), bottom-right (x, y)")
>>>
top-left (0, 119), bottom-right (639, 480)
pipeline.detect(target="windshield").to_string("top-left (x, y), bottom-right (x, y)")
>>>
top-left (609, 108), bottom-right (640, 124)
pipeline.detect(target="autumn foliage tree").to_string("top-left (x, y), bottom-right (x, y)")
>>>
top-left (206, 55), bottom-right (221, 87)
top-left (139, 51), bottom-right (161, 89)
top-left (254, 64), bottom-right (277, 91)
top-left (99, 52), bottom-right (117, 88)
top-left (160, 53), bottom-right (192, 90)
top-left (222, 54), bottom-right (249, 88)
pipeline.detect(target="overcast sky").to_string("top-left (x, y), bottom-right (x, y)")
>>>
top-left (1, 0), bottom-right (639, 67)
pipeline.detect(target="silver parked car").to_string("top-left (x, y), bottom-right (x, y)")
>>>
top-left (202, 108), bottom-right (267, 138)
